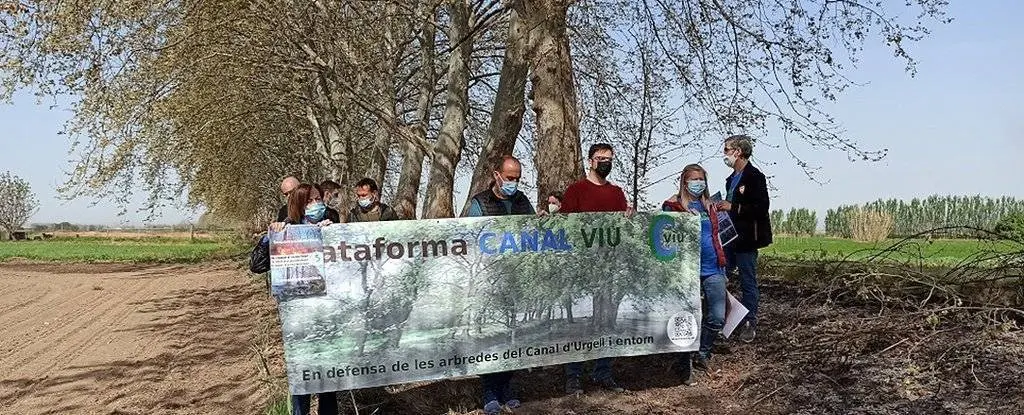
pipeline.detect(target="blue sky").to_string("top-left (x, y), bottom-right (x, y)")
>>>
top-left (0, 1), bottom-right (1021, 225)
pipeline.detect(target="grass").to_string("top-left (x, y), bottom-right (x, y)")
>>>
top-left (264, 397), bottom-right (289, 415)
top-left (0, 235), bottom-right (245, 263)
top-left (762, 235), bottom-right (1022, 266)
top-left (3, 232), bottom-right (1018, 266)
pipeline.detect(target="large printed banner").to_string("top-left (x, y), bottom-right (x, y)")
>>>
top-left (269, 212), bottom-right (702, 394)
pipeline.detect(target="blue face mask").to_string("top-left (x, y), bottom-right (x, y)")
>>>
top-left (498, 177), bottom-right (518, 196)
top-left (304, 202), bottom-right (327, 222)
top-left (686, 179), bottom-right (706, 197)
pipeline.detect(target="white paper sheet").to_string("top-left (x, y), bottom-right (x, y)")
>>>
top-left (721, 291), bottom-right (749, 338)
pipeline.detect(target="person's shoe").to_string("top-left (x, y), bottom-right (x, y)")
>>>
top-left (692, 354), bottom-right (710, 372)
top-left (505, 399), bottom-right (521, 409)
top-left (713, 333), bottom-right (733, 354)
top-left (673, 357), bottom-right (695, 386)
top-left (594, 376), bottom-right (626, 393)
top-left (739, 321), bottom-right (757, 343)
top-left (565, 376), bottom-right (583, 396)
top-left (483, 400), bottom-right (501, 415)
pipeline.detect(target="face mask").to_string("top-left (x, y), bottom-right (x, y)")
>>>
top-left (325, 194), bottom-right (342, 209)
top-left (304, 202), bottom-right (326, 222)
top-left (686, 179), bottom-right (707, 196)
top-left (595, 161), bottom-right (612, 178)
top-left (499, 179), bottom-right (518, 196)
top-left (724, 154), bottom-right (737, 168)
top-left (357, 198), bottom-right (373, 209)
top-left (548, 203), bottom-right (560, 213)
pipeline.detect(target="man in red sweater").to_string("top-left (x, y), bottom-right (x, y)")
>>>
top-left (560, 143), bottom-right (631, 395)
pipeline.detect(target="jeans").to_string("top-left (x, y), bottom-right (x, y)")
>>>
top-left (727, 249), bottom-right (759, 327)
top-left (699, 274), bottom-right (727, 358)
top-left (481, 371), bottom-right (515, 404)
top-left (291, 392), bottom-right (338, 415)
top-left (565, 357), bottom-right (612, 381)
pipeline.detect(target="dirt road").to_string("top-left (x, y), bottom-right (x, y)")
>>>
top-left (1, 261), bottom-right (1020, 415)
top-left (0, 262), bottom-right (279, 414)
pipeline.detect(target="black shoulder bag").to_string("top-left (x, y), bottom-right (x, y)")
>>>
top-left (249, 233), bottom-right (271, 274)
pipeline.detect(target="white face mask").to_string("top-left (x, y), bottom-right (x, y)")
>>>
top-left (548, 203), bottom-right (560, 213)
top-left (724, 154), bottom-right (737, 168)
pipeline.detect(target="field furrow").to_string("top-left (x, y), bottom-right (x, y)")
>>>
top-left (0, 262), bottom-right (276, 414)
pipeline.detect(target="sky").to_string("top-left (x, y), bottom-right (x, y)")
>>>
top-left (0, 1), bottom-right (1021, 226)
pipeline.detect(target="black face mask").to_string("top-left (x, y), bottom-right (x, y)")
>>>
top-left (595, 161), bottom-right (612, 178)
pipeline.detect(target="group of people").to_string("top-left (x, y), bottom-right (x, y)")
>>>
top-left (269, 135), bottom-right (772, 415)
top-left (269, 178), bottom-right (399, 415)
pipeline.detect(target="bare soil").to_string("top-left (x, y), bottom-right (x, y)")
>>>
top-left (1, 262), bottom-right (1021, 415)
top-left (0, 262), bottom-right (278, 414)
top-left (343, 280), bottom-right (1024, 415)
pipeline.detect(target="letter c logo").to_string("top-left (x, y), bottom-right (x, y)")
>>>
top-left (649, 215), bottom-right (678, 262)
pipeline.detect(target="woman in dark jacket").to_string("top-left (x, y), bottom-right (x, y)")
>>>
top-left (272, 182), bottom-right (339, 415)
top-left (662, 164), bottom-right (729, 382)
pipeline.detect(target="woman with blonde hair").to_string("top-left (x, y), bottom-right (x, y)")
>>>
top-left (661, 163), bottom-right (728, 382)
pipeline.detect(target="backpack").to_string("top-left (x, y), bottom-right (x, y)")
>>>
top-left (249, 233), bottom-right (271, 274)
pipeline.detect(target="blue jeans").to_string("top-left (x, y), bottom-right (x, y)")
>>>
top-left (481, 371), bottom-right (516, 404)
top-left (565, 357), bottom-right (612, 381)
top-left (291, 392), bottom-right (338, 415)
top-left (699, 274), bottom-right (727, 358)
top-left (727, 249), bottom-right (759, 327)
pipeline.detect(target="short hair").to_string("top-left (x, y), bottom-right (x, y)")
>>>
top-left (354, 178), bottom-right (379, 193)
top-left (319, 180), bottom-right (342, 194)
top-left (494, 155), bottom-right (521, 172)
top-left (548, 191), bottom-right (563, 202)
top-left (588, 143), bottom-right (614, 159)
top-left (724, 134), bottom-right (754, 158)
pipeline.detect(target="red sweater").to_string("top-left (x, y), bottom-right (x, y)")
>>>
top-left (561, 179), bottom-right (628, 213)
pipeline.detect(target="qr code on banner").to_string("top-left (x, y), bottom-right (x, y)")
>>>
top-left (667, 311), bottom-right (698, 346)
top-left (673, 315), bottom-right (694, 339)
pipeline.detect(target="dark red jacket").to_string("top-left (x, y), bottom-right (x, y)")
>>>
top-left (662, 196), bottom-right (727, 267)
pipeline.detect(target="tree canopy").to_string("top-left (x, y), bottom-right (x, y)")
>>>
top-left (0, 0), bottom-right (951, 222)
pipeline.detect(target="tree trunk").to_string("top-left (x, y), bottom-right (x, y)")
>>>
top-left (392, 4), bottom-right (438, 220)
top-left (362, 3), bottom-right (400, 188)
top-left (367, 129), bottom-right (390, 185)
top-left (520, 0), bottom-right (583, 212)
top-left (357, 262), bottom-right (372, 356)
top-left (563, 297), bottom-right (574, 324)
top-left (460, 9), bottom-right (529, 216)
top-left (591, 290), bottom-right (606, 331)
top-left (393, 129), bottom-right (427, 219)
top-left (422, 0), bottom-right (472, 219)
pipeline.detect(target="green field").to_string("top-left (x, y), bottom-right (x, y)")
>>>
top-left (762, 236), bottom-right (1022, 266)
top-left (0, 236), bottom-right (243, 263)
top-left (2, 233), bottom-right (1020, 266)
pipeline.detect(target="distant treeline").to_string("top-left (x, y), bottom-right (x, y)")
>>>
top-left (823, 195), bottom-right (1023, 238)
top-left (771, 195), bottom-right (1024, 238)
top-left (27, 222), bottom-right (207, 232)
top-left (770, 208), bottom-right (817, 236)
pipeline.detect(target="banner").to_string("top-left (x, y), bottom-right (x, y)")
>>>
top-left (269, 212), bottom-right (702, 394)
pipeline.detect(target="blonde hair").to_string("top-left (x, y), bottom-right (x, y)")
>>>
top-left (679, 164), bottom-right (711, 202)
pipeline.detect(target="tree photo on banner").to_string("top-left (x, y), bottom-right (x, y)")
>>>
top-left (269, 212), bottom-right (702, 394)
